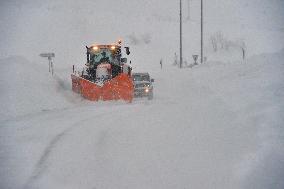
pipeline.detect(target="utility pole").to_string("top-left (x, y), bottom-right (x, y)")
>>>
top-left (180, 0), bottom-right (183, 68)
top-left (201, 0), bottom-right (203, 63)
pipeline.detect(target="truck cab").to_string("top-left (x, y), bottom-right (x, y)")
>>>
top-left (85, 44), bottom-right (131, 82)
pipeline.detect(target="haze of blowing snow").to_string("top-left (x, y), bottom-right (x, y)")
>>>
top-left (0, 0), bottom-right (284, 189)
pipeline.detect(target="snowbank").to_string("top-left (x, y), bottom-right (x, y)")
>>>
top-left (0, 50), bottom-right (283, 189)
top-left (0, 56), bottom-right (81, 121)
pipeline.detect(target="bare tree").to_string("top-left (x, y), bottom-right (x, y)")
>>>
top-left (210, 32), bottom-right (246, 60)
top-left (210, 35), bottom-right (217, 52)
top-left (142, 33), bottom-right (152, 44)
top-left (173, 53), bottom-right (178, 66)
top-left (215, 31), bottom-right (225, 49)
top-left (210, 31), bottom-right (224, 52)
top-left (127, 33), bottom-right (140, 45)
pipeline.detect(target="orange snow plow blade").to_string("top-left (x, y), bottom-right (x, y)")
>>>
top-left (71, 73), bottom-right (134, 102)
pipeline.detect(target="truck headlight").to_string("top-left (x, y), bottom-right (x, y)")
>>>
top-left (92, 46), bottom-right (99, 51)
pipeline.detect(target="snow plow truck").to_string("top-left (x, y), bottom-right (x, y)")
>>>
top-left (71, 40), bottom-right (134, 102)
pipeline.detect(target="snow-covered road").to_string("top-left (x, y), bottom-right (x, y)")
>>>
top-left (1, 51), bottom-right (284, 189)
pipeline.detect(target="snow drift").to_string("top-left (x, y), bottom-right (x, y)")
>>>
top-left (0, 49), bottom-right (283, 189)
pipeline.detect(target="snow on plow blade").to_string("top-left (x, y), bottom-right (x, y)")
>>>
top-left (71, 73), bottom-right (134, 102)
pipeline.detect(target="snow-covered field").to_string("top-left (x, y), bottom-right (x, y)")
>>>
top-left (1, 0), bottom-right (284, 188)
top-left (1, 50), bottom-right (283, 189)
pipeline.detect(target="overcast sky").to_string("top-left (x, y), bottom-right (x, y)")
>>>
top-left (0, 0), bottom-right (283, 64)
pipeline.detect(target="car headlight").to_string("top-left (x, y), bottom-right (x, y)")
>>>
top-left (145, 88), bottom-right (149, 93)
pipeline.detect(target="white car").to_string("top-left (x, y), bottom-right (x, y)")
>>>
top-left (132, 73), bottom-right (154, 100)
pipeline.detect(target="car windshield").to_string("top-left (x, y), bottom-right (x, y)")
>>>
top-left (135, 83), bottom-right (150, 88)
top-left (133, 74), bottom-right (150, 82)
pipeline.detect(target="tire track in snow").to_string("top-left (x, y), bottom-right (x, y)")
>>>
top-left (23, 125), bottom-right (74, 189)
top-left (23, 111), bottom-right (107, 189)
top-left (23, 106), bottom-right (138, 189)
top-left (23, 126), bottom-right (73, 189)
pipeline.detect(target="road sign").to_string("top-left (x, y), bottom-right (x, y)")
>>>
top-left (39, 52), bottom-right (55, 75)
top-left (192, 55), bottom-right (198, 65)
top-left (40, 53), bottom-right (55, 58)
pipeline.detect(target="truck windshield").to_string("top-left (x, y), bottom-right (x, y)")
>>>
top-left (90, 48), bottom-right (114, 65)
